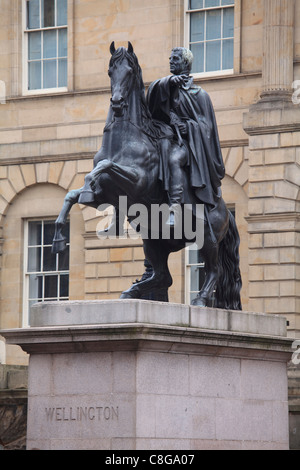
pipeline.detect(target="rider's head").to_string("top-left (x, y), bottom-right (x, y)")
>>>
top-left (170, 47), bottom-right (193, 75)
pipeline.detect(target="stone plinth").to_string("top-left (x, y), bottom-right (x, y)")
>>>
top-left (1, 300), bottom-right (293, 450)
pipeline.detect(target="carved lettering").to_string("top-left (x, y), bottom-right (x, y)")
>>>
top-left (45, 405), bottom-right (119, 422)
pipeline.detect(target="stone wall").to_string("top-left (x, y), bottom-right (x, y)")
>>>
top-left (0, 365), bottom-right (27, 450)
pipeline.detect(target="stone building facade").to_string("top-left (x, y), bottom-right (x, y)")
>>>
top-left (0, 0), bottom-right (299, 448)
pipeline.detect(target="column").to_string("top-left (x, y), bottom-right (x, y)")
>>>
top-left (261, 0), bottom-right (294, 101)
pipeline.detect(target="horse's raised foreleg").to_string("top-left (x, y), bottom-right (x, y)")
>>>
top-left (89, 159), bottom-right (140, 196)
top-left (120, 239), bottom-right (172, 301)
top-left (52, 188), bottom-right (82, 253)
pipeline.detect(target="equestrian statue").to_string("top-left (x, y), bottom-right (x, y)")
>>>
top-left (52, 42), bottom-right (242, 310)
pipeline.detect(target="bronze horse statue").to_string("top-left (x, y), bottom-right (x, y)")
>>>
top-left (52, 42), bottom-right (242, 310)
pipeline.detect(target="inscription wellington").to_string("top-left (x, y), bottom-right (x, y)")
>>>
top-left (45, 405), bottom-right (119, 422)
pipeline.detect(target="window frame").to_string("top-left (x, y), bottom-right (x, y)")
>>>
top-left (22, 0), bottom-right (68, 96)
top-left (184, 0), bottom-right (236, 78)
top-left (22, 218), bottom-right (70, 327)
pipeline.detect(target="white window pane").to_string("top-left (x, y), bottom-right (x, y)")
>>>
top-left (27, 0), bottom-right (40, 29)
top-left (188, 246), bottom-right (201, 264)
top-left (42, 0), bottom-right (55, 27)
top-left (206, 10), bottom-right (221, 40)
top-left (43, 30), bottom-right (57, 58)
top-left (28, 221), bottom-right (42, 245)
top-left (223, 7), bottom-right (234, 37)
top-left (43, 59), bottom-right (57, 88)
top-left (57, 0), bottom-right (68, 26)
top-left (191, 43), bottom-right (204, 73)
top-left (190, 265), bottom-right (206, 292)
top-left (190, 266), bottom-right (200, 292)
top-left (58, 29), bottom-right (67, 57)
top-left (28, 60), bottom-right (42, 90)
top-left (222, 38), bottom-right (234, 69)
top-left (28, 31), bottom-right (41, 60)
top-left (205, 0), bottom-right (220, 7)
top-left (206, 40), bottom-right (221, 71)
top-left (190, 12), bottom-right (205, 43)
top-left (28, 247), bottom-right (41, 272)
top-left (190, 0), bottom-right (204, 9)
top-left (29, 275), bottom-right (43, 300)
top-left (222, 0), bottom-right (234, 5)
top-left (58, 58), bottom-right (67, 87)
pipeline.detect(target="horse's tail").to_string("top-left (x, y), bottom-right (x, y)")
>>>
top-left (215, 211), bottom-right (242, 311)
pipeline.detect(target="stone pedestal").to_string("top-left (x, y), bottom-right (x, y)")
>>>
top-left (1, 300), bottom-right (293, 450)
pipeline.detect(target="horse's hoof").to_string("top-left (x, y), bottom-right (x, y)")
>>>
top-left (191, 296), bottom-right (207, 307)
top-left (52, 238), bottom-right (67, 254)
top-left (120, 291), bottom-right (136, 299)
top-left (78, 190), bottom-right (95, 204)
top-left (120, 286), bottom-right (142, 299)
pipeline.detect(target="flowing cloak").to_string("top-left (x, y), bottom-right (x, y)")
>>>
top-left (147, 75), bottom-right (225, 208)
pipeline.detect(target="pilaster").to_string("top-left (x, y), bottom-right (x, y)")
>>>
top-left (243, 0), bottom-right (300, 336)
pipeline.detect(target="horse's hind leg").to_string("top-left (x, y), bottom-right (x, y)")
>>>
top-left (52, 188), bottom-right (82, 253)
top-left (120, 240), bottom-right (172, 301)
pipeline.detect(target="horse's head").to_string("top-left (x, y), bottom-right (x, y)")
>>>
top-left (108, 41), bottom-right (141, 117)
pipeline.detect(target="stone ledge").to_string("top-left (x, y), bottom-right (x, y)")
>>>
top-left (1, 304), bottom-right (292, 362)
top-left (28, 299), bottom-right (287, 338)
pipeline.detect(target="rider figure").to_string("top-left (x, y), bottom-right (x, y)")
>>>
top-left (147, 47), bottom-right (225, 226)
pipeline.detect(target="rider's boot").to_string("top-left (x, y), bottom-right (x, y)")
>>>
top-left (166, 184), bottom-right (183, 227)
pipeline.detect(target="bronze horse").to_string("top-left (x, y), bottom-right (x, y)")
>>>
top-left (52, 42), bottom-right (242, 310)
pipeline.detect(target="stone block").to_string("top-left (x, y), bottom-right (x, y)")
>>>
top-left (85, 249), bottom-right (108, 263)
top-left (285, 164), bottom-right (300, 186)
top-left (234, 160), bottom-right (249, 186)
top-left (8, 166), bottom-right (25, 194)
top-left (249, 247), bottom-right (280, 265)
top-left (35, 163), bottom-right (49, 183)
top-left (280, 132), bottom-right (300, 148)
top-left (0, 179), bottom-right (16, 203)
top-left (58, 161), bottom-right (77, 189)
top-left (249, 164), bottom-right (285, 182)
top-left (20, 164), bottom-right (36, 186)
top-left (85, 278), bottom-right (108, 294)
top-left (0, 166), bottom-right (7, 179)
top-left (7, 369), bottom-right (28, 390)
top-left (265, 147), bottom-right (296, 164)
top-left (225, 147), bottom-right (243, 177)
top-left (249, 133), bottom-right (280, 150)
top-left (110, 247), bottom-right (133, 262)
top-left (248, 150), bottom-right (264, 166)
top-left (48, 161), bottom-right (64, 185)
top-left (1, 301), bottom-right (292, 450)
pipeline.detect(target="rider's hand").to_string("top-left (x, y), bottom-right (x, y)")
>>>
top-left (178, 122), bottom-right (188, 136)
top-left (170, 75), bottom-right (185, 87)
